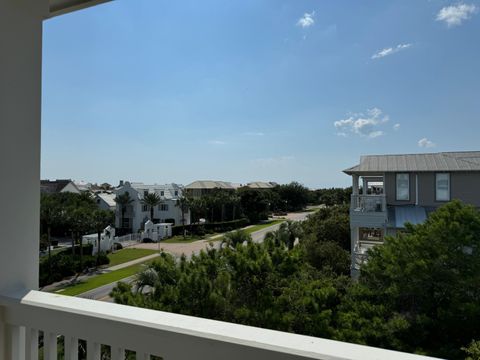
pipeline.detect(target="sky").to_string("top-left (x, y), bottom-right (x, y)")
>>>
top-left (41, 0), bottom-right (480, 188)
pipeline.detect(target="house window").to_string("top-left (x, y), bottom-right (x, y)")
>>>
top-left (142, 205), bottom-right (148, 212)
top-left (159, 204), bottom-right (168, 211)
top-left (396, 173), bottom-right (410, 201)
top-left (160, 191), bottom-right (164, 196)
top-left (144, 190), bottom-right (148, 197)
top-left (174, 190), bottom-right (178, 196)
top-left (436, 173), bottom-right (450, 201)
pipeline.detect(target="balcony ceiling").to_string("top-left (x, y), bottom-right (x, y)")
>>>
top-left (48, 0), bottom-right (111, 18)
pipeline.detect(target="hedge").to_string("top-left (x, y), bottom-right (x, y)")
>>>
top-left (172, 218), bottom-right (249, 236)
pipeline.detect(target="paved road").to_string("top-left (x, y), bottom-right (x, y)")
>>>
top-left (76, 210), bottom-right (315, 301)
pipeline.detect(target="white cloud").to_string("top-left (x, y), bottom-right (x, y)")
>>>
top-left (418, 138), bottom-right (436, 148)
top-left (436, 3), bottom-right (478, 27)
top-left (372, 43), bottom-right (412, 59)
top-left (297, 11), bottom-right (315, 28)
top-left (334, 107), bottom-right (389, 138)
top-left (243, 132), bottom-right (264, 136)
top-left (208, 140), bottom-right (226, 145)
top-left (393, 123), bottom-right (401, 131)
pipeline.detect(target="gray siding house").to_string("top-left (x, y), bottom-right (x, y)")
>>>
top-left (344, 151), bottom-right (480, 276)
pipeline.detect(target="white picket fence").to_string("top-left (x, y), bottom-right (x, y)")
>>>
top-left (114, 233), bottom-right (143, 248)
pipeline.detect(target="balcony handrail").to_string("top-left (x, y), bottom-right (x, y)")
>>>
top-left (351, 194), bottom-right (387, 213)
top-left (0, 290), bottom-right (441, 360)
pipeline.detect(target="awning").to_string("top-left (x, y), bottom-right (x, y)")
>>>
top-left (394, 206), bottom-right (427, 228)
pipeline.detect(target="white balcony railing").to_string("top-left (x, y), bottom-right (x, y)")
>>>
top-left (351, 195), bottom-right (387, 213)
top-left (0, 290), bottom-right (441, 360)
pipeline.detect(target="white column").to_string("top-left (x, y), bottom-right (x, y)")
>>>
top-left (362, 177), bottom-right (368, 195)
top-left (0, 0), bottom-right (48, 293)
top-left (352, 175), bottom-right (359, 195)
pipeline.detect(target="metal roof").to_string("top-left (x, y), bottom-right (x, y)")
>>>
top-left (185, 181), bottom-right (239, 190)
top-left (246, 181), bottom-right (277, 189)
top-left (344, 151), bottom-right (480, 174)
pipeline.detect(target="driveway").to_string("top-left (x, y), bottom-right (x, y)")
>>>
top-left (132, 210), bottom-right (314, 258)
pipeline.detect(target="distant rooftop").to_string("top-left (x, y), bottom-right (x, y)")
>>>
top-left (185, 180), bottom-right (240, 190)
top-left (344, 151), bottom-right (480, 174)
top-left (246, 181), bottom-right (278, 189)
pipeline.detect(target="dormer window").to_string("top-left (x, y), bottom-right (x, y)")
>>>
top-left (174, 190), bottom-right (178, 196)
top-left (396, 173), bottom-right (410, 201)
top-left (160, 191), bottom-right (164, 196)
top-left (436, 173), bottom-right (450, 201)
top-left (144, 190), bottom-right (148, 197)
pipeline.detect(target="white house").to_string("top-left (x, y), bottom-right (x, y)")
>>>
top-left (115, 181), bottom-right (190, 233)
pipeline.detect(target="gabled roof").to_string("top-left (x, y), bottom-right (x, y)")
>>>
top-left (344, 151), bottom-right (480, 174)
top-left (40, 179), bottom-right (78, 193)
top-left (96, 192), bottom-right (116, 207)
top-left (126, 183), bottom-right (184, 200)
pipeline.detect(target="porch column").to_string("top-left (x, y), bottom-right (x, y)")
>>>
top-left (352, 175), bottom-right (359, 195)
top-left (0, 0), bottom-right (48, 294)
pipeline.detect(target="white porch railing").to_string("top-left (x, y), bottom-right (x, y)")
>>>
top-left (0, 290), bottom-right (442, 360)
top-left (351, 195), bottom-right (387, 213)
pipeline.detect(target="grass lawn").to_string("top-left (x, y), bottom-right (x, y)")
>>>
top-left (57, 260), bottom-right (155, 296)
top-left (209, 220), bottom-right (285, 243)
top-left (161, 235), bottom-right (203, 244)
top-left (107, 248), bottom-right (158, 267)
top-left (244, 219), bottom-right (285, 234)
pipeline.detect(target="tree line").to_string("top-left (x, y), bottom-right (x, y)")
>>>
top-left (40, 192), bottom-right (114, 285)
top-left (112, 200), bottom-right (480, 359)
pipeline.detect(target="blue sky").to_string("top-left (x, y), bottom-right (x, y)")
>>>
top-left (41, 0), bottom-right (480, 188)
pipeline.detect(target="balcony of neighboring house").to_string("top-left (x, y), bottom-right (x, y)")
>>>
top-left (349, 174), bottom-right (388, 228)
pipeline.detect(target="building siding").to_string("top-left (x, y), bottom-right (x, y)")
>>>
top-left (385, 171), bottom-right (480, 208)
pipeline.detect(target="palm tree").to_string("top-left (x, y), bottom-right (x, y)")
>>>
top-left (175, 196), bottom-right (190, 238)
top-left (69, 207), bottom-right (92, 272)
top-left (142, 192), bottom-right (161, 223)
top-left (264, 221), bottom-right (302, 250)
top-left (92, 209), bottom-right (114, 266)
top-left (229, 193), bottom-right (240, 220)
top-left (114, 192), bottom-right (133, 231)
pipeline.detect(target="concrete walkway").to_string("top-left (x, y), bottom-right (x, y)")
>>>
top-left (107, 253), bottom-right (160, 271)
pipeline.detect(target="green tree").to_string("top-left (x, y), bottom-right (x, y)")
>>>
top-left (40, 194), bottom-right (63, 278)
top-left (222, 230), bottom-right (252, 248)
top-left (274, 182), bottom-right (310, 211)
top-left (264, 221), bottom-right (302, 250)
top-left (237, 187), bottom-right (270, 223)
top-left (92, 209), bottom-right (114, 266)
top-left (114, 192), bottom-right (133, 231)
top-left (141, 192), bottom-right (161, 223)
top-left (69, 207), bottom-right (93, 271)
top-left (301, 205), bottom-right (350, 250)
top-left (336, 200), bottom-right (480, 359)
top-left (175, 196), bottom-right (190, 238)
